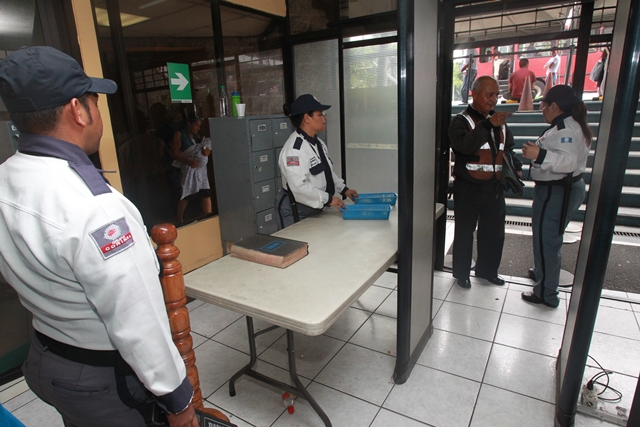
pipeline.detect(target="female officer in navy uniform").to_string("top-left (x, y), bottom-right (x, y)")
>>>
top-left (521, 85), bottom-right (592, 308)
top-left (275, 94), bottom-right (358, 228)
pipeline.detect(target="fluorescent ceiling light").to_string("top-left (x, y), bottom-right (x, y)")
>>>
top-left (94, 7), bottom-right (150, 27)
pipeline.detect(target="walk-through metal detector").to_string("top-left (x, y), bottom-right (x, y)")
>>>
top-left (394, 0), bottom-right (438, 383)
top-left (555, 0), bottom-right (640, 425)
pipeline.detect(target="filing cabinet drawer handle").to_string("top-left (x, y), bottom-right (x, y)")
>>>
top-left (258, 124), bottom-right (267, 131)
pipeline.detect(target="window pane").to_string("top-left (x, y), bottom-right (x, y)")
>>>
top-left (343, 41), bottom-right (398, 192)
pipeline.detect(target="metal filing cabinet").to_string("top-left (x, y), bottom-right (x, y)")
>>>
top-left (210, 115), bottom-right (292, 251)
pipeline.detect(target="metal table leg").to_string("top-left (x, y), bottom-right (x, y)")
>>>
top-left (228, 316), bottom-right (332, 427)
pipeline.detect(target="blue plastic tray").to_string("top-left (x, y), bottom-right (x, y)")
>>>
top-left (354, 192), bottom-right (398, 206)
top-left (340, 204), bottom-right (392, 220)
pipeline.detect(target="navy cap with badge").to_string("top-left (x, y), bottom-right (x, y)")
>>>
top-left (0, 46), bottom-right (117, 113)
top-left (290, 94), bottom-right (331, 116)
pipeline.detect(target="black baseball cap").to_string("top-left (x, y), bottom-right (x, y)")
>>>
top-left (541, 85), bottom-right (580, 112)
top-left (0, 46), bottom-right (117, 113)
top-left (290, 94), bottom-right (331, 116)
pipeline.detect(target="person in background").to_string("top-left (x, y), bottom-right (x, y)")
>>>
top-left (0, 46), bottom-right (197, 427)
top-left (521, 85), bottom-right (591, 308)
top-left (596, 48), bottom-right (609, 97)
top-left (170, 113), bottom-right (212, 223)
top-left (275, 94), bottom-right (358, 229)
top-left (543, 47), bottom-right (561, 86)
top-left (460, 38), bottom-right (479, 104)
top-left (508, 58), bottom-right (537, 102)
top-left (448, 76), bottom-right (522, 289)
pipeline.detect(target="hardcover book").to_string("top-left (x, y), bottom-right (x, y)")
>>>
top-left (230, 234), bottom-right (308, 268)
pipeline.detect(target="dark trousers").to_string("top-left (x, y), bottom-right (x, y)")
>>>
top-left (275, 188), bottom-right (322, 230)
top-left (23, 336), bottom-right (153, 427)
top-left (452, 178), bottom-right (505, 280)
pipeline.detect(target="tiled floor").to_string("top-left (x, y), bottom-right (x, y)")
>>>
top-left (3, 222), bottom-right (640, 427)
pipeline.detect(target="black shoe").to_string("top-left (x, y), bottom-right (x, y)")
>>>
top-left (477, 275), bottom-right (505, 286)
top-left (521, 291), bottom-right (559, 308)
top-left (527, 268), bottom-right (536, 281)
top-left (456, 278), bottom-right (472, 289)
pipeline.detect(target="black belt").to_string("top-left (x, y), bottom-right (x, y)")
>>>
top-left (35, 331), bottom-right (135, 375)
top-left (534, 173), bottom-right (582, 186)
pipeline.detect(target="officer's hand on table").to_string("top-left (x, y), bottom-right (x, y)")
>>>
top-left (344, 189), bottom-right (359, 202)
top-left (489, 112), bottom-right (513, 127)
top-left (328, 195), bottom-right (346, 211)
top-left (521, 141), bottom-right (540, 160)
top-left (166, 405), bottom-right (199, 427)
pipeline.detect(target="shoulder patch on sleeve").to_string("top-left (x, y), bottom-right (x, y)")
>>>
top-left (286, 156), bottom-right (300, 166)
top-left (90, 217), bottom-right (135, 259)
top-left (560, 137), bottom-right (573, 143)
top-left (293, 137), bottom-right (303, 150)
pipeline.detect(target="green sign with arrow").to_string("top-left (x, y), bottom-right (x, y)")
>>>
top-left (167, 62), bottom-right (192, 103)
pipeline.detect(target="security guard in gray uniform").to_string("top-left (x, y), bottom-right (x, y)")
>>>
top-left (0, 47), bottom-right (198, 427)
top-left (521, 85), bottom-right (591, 308)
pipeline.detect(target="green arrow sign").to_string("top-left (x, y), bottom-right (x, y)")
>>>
top-left (167, 62), bottom-right (192, 103)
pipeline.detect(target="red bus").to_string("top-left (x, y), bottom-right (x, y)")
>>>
top-left (473, 41), bottom-right (606, 99)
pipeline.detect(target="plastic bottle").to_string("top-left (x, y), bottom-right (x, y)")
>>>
top-left (281, 392), bottom-right (295, 414)
top-left (219, 85), bottom-right (230, 117)
top-left (231, 90), bottom-right (241, 117)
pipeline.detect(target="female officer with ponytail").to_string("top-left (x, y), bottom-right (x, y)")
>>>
top-left (521, 85), bottom-right (592, 308)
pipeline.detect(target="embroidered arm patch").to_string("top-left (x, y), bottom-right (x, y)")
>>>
top-left (90, 217), bottom-right (135, 259)
top-left (286, 156), bottom-right (300, 166)
top-left (560, 137), bottom-right (573, 143)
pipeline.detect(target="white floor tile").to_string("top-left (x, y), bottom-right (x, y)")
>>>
top-left (314, 343), bottom-right (395, 406)
top-left (593, 305), bottom-right (640, 340)
top-left (587, 331), bottom-right (640, 377)
top-left (194, 339), bottom-right (255, 399)
top-left (494, 313), bottom-right (564, 357)
top-left (211, 316), bottom-right (285, 356)
top-left (259, 333), bottom-right (345, 380)
top-left (446, 280), bottom-right (508, 312)
top-left (323, 306), bottom-right (372, 342)
top-left (433, 298), bottom-right (444, 317)
top-left (370, 409), bottom-right (431, 427)
top-left (192, 331), bottom-right (208, 349)
top-left (598, 297), bottom-right (633, 311)
top-left (12, 397), bottom-right (64, 427)
top-left (271, 382), bottom-right (379, 427)
top-left (384, 364), bottom-right (480, 427)
top-left (503, 289), bottom-right (568, 325)
top-left (417, 329), bottom-right (492, 382)
top-left (433, 275), bottom-right (455, 300)
top-left (373, 271), bottom-right (398, 289)
top-left (470, 384), bottom-right (555, 427)
top-left (189, 303), bottom-right (244, 338)
top-left (351, 285), bottom-right (394, 313)
top-left (375, 290), bottom-right (397, 318)
top-left (349, 313), bottom-right (397, 356)
top-left (483, 344), bottom-right (557, 403)
top-left (433, 301), bottom-right (501, 341)
top-left (187, 298), bottom-right (206, 311)
top-left (207, 362), bottom-right (303, 427)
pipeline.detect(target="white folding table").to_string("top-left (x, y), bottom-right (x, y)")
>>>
top-left (184, 207), bottom-right (398, 426)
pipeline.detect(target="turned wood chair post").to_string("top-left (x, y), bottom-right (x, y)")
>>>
top-left (151, 223), bottom-right (229, 422)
